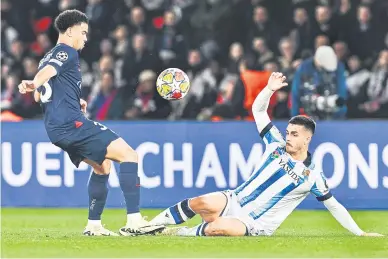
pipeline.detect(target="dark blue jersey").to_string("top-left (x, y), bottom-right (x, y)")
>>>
top-left (37, 43), bottom-right (83, 143)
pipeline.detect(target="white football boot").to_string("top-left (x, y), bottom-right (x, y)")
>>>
top-left (156, 226), bottom-right (186, 236)
top-left (119, 214), bottom-right (165, 236)
top-left (83, 224), bottom-right (119, 236)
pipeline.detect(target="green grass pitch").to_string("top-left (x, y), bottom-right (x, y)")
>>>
top-left (1, 208), bottom-right (388, 258)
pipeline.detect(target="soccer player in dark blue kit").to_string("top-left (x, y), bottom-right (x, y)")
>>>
top-left (18, 10), bottom-right (164, 236)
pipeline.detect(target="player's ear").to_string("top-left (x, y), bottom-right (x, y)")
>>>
top-left (66, 27), bottom-right (72, 37)
top-left (305, 135), bottom-right (311, 145)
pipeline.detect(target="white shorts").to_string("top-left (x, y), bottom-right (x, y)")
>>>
top-left (220, 190), bottom-right (267, 236)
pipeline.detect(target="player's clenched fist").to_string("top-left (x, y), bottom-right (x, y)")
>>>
top-left (80, 99), bottom-right (87, 113)
top-left (267, 72), bottom-right (288, 92)
top-left (18, 80), bottom-right (36, 94)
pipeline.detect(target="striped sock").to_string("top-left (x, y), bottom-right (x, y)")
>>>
top-left (169, 199), bottom-right (196, 224)
top-left (150, 199), bottom-right (196, 225)
top-left (177, 223), bottom-right (208, 236)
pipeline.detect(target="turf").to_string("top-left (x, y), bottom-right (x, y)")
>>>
top-left (1, 208), bottom-right (388, 258)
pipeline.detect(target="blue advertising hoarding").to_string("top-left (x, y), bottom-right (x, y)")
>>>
top-left (1, 120), bottom-right (388, 209)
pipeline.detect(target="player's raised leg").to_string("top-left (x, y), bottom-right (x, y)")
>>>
top-left (105, 137), bottom-right (164, 236)
top-left (83, 159), bottom-right (118, 236)
top-left (148, 191), bottom-right (228, 226)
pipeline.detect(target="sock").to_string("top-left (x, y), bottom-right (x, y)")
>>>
top-left (177, 223), bottom-right (208, 236)
top-left (150, 199), bottom-right (196, 225)
top-left (88, 172), bottom-right (109, 221)
top-left (87, 219), bottom-right (102, 227)
top-left (119, 162), bottom-right (140, 214)
top-left (127, 212), bottom-right (142, 222)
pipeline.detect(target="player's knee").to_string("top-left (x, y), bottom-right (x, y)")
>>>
top-left (101, 160), bottom-right (111, 174)
top-left (106, 138), bottom-right (138, 163)
top-left (190, 193), bottom-right (227, 214)
top-left (119, 146), bottom-right (138, 163)
top-left (189, 196), bottom-right (211, 213)
top-left (93, 160), bottom-right (111, 175)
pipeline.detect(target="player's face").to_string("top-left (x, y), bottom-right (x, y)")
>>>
top-left (285, 124), bottom-right (311, 154)
top-left (71, 22), bottom-right (89, 50)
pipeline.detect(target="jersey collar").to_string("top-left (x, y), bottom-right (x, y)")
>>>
top-left (284, 147), bottom-right (312, 168)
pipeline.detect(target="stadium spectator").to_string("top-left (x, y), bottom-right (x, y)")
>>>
top-left (250, 37), bottom-right (275, 69)
top-left (333, 41), bottom-right (349, 65)
top-left (124, 70), bottom-right (171, 120)
top-left (346, 55), bottom-right (370, 96)
top-left (289, 7), bottom-right (312, 56)
top-left (1, 73), bottom-right (40, 118)
top-left (291, 45), bottom-right (347, 120)
top-left (277, 37), bottom-right (301, 83)
top-left (343, 5), bottom-right (382, 67)
top-left (227, 42), bottom-right (244, 74)
top-left (126, 6), bottom-right (149, 36)
top-left (248, 6), bottom-right (280, 54)
top-left (122, 33), bottom-right (159, 96)
top-left (88, 71), bottom-right (123, 120)
top-left (314, 34), bottom-right (330, 50)
top-left (312, 5), bottom-right (339, 44)
top-left (185, 49), bottom-right (204, 80)
top-left (348, 50), bottom-right (388, 118)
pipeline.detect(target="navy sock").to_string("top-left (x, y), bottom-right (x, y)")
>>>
top-left (88, 172), bottom-right (109, 220)
top-left (119, 162), bottom-right (140, 214)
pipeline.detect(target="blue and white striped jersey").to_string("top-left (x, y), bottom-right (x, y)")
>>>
top-left (233, 122), bottom-right (332, 235)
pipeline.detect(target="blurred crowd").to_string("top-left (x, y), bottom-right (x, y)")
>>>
top-left (1, 0), bottom-right (388, 121)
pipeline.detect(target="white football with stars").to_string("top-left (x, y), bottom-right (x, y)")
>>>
top-left (156, 68), bottom-right (190, 100)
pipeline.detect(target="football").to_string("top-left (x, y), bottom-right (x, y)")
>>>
top-left (156, 68), bottom-right (190, 100)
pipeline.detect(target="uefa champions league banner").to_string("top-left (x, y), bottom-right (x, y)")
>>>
top-left (1, 120), bottom-right (388, 209)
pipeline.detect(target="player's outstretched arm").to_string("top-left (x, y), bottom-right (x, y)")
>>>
top-left (323, 196), bottom-right (384, 237)
top-left (18, 65), bottom-right (57, 94)
top-left (252, 72), bottom-right (287, 145)
top-left (252, 72), bottom-right (288, 131)
top-left (252, 72), bottom-right (287, 132)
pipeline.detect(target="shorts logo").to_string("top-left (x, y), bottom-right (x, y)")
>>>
top-left (75, 121), bottom-right (83, 128)
top-left (56, 51), bottom-right (68, 62)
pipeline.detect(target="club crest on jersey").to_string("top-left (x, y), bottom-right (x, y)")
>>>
top-left (56, 51), bottom-right (68, 61)
top-left (271, 150), bottom-right (280, 159)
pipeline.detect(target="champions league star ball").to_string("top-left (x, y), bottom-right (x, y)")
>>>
top-left (156, 68), bottom-right (190, 100)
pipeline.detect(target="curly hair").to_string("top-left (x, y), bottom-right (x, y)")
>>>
top-left (54, 9), bottom-right (88, 33)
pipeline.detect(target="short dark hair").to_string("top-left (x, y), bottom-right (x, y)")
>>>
top-left (54, 10), bottom-right (88, 33)
top-left (288, 115), bottom-right (316, 134)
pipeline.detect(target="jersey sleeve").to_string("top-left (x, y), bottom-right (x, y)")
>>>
top-left (259, 122), bottom-right (286, 146)
top-left (47, 46), bottom-right (77, 75)
top-left (310, 172), bottom-right (333, 201)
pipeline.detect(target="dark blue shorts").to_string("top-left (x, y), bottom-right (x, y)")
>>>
top-left (53, 118), bottom-right (119, 167)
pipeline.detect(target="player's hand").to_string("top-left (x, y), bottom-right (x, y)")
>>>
top-left (18, 80), bottom-right (36, 94)
top-left (267, 72), bottom-right (288, 91)
top-left (80, 99), bottom-right (87, 113)
top-left (361, 232), bottom-right (384, 237)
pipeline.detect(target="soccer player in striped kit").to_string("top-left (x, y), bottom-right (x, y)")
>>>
top-left (145, 72), bottom-right (383, 237)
